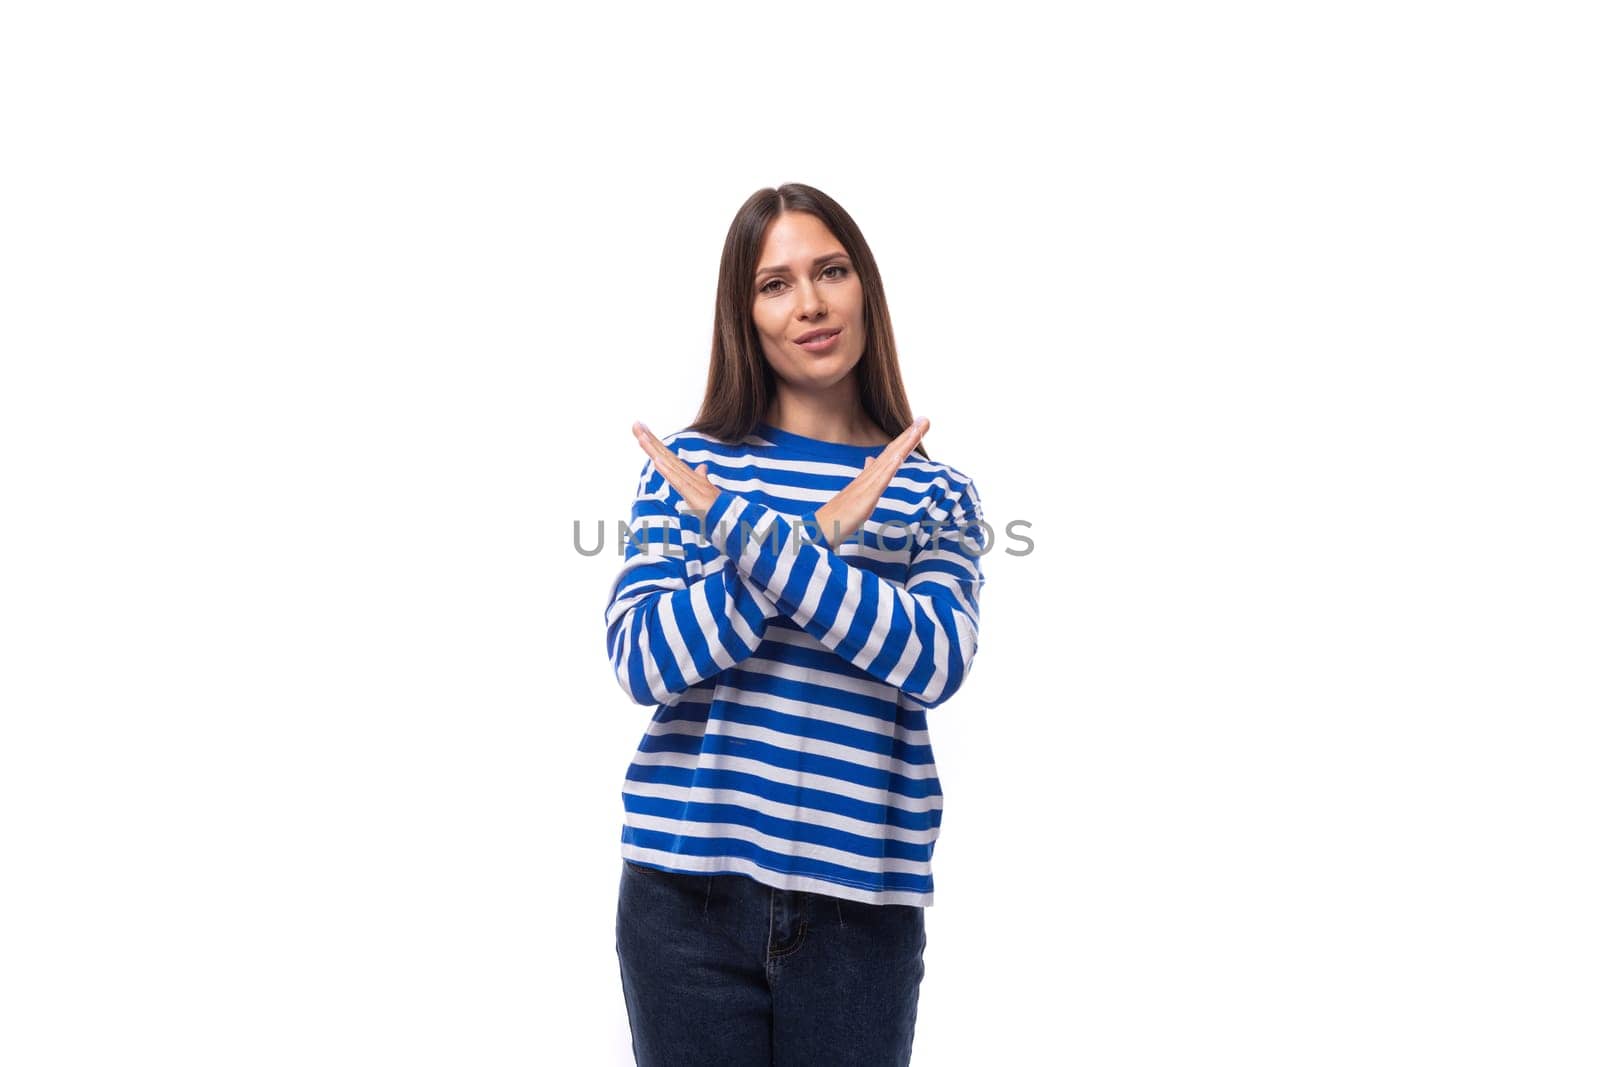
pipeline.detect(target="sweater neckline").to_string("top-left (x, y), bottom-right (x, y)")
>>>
top-left (752, 420), bottom-right (888, 461)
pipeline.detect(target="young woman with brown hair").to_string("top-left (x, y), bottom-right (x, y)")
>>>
top-left (605, 182), bottom-right (988, 1065)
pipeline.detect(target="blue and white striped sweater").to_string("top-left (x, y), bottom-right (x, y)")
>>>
top-left (603, 420), bottom-right (987, 907)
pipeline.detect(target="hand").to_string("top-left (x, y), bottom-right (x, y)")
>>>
top-left (632, 421), bottom-right (721, 514)
top-left (814, 416), bottom-right (930, 547)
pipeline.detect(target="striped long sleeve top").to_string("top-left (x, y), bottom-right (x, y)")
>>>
top-left (602, 420), bottom-right (988, 907)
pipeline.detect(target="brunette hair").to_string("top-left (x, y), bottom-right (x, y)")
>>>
top-left (683, 183), bottom-right (930, 460)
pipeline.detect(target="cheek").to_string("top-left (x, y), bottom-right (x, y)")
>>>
top-left (845, 287), bottom-right (866, 324)
top-left (752, 301), bottom-right (786, 337)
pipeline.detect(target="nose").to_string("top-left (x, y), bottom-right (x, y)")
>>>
top-left (796, 278), bottom-right (827, 319)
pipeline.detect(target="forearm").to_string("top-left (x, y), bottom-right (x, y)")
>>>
top-left (702, 491), bottom-right (981, 708)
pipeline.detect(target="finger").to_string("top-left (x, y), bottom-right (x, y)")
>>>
top-left (633, 421), bottom-right (691, 494)
top-left (632, 420), bottom-right (665, 461)
top-left (633, 421), bottom-right (683, 477)
top-left (895, 416), bottom-right (930, 457)
top-left (860, 417), bottom-right (927, 489)
top-left (694, 464), bottom-right (718, 505)
top-left (633, 420), bottom-right (669, 459)
top-left (632, 427), bottom-right (658, 469)
top-left (889, 417), bottom-right (930, 468)
top-left (636, 424), bottom-right (716, 511)
top-left (870, 419), bottom-right (921, 472)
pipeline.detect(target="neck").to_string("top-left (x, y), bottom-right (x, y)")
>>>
top-left (765, 390), bottom-right (888, 448)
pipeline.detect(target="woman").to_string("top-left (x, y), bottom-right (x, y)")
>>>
top-left (604, 183), bottom-right (988, 1066)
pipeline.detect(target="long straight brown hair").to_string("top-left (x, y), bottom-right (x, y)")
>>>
top-left (683, 183), bottom-right (931, 461)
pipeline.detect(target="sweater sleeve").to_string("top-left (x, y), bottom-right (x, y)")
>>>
top-left (603, 456), bottom-right (784, 707)
top-left (701, 476), bottom-right (988, 710)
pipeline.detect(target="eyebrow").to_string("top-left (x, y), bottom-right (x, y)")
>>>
top-left (755, 251), bottom-right (851, 279)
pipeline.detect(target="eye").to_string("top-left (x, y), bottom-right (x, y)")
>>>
top-left (757, 264), bottom-right (849, 295)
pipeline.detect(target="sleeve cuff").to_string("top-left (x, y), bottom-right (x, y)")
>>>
top-left (702, 490), bottom-right (738, 546)
top-left (706, 493), bottom-right (833, 565)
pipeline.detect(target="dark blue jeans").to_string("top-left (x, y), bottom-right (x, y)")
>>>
top-left (615, 859), bottom-right (927, 1066)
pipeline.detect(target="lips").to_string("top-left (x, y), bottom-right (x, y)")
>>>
top-left (794, 327), bottom-right (841, 344)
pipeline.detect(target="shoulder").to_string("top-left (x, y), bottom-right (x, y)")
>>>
top-left (657, 426), bottom-right (758, 469)
top-left (914, 462), bottom-right (987, 564)
top-left (660, 426), bottom-right (735, 456)
top-left (903, 452), bottom-right (981, 508)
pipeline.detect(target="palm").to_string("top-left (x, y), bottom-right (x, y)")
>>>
top-left (630, 421), bottom-right (721, 514)
top-left (814, 417), bottom-right (929, 547)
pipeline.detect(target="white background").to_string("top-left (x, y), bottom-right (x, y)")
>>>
top-left (3, 2), bottom-right (1596, 1064)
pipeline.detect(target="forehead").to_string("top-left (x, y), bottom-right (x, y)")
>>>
top-left (758, 212), bottom-right (845, 262)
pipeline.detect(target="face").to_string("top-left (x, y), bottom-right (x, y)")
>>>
top-left (750, 211), bottom-right (867, 393)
